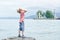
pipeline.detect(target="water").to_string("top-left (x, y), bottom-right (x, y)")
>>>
top-left (0, 19), bottom-right (60, 40)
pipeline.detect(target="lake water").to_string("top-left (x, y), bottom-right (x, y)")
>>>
top-left (0, 19), bottom-right (60, 40)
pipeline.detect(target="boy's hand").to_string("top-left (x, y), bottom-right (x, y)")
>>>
top-left (25, 10), bottom-right (27, 13)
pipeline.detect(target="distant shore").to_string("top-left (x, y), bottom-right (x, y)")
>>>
top-left (0, 17), bottom-right (60, 20)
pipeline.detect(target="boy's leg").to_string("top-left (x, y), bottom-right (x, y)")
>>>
top-left (18, 30), bottom-right (21, 37)
top-left (22, 31), bottom-right (24, 37)
top-left (22, 21), bottom-right (24, 37)
top-left (18, 22), bottom-right (22, 37)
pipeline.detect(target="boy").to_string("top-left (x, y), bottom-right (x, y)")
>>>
top-left (17, 8), bottom-right (27, 37)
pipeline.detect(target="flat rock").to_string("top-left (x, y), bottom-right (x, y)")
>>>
top-left (2, 37), bottom-right (35, 40)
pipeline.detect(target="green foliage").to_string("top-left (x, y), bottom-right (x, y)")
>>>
top-left (37, 10), bottom-right (43, 18)
top-left (45, 10), bottom-right (54, 19)
top-left (37, 10), bottom-right (42, 16)
top-left (42, 12), bottom-right (45, 17)
top-left (36, 10), bottom-right (54, 19)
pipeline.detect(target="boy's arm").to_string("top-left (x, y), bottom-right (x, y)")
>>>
top-left (17, 9), bottom-right (20, 13)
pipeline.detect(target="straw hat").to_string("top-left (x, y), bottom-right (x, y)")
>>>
top-left (17, 8), bottom-right (27, 13)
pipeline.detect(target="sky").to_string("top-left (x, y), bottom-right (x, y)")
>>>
top-left (0, 0), bottom-right (60, 17)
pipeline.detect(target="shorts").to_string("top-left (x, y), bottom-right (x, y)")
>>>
top-left (19, 22), bottom-right (24, 31)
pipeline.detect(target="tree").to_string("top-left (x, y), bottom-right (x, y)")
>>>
top-left (37, 10), bottom-right (43, 19)
top-left (45, 10), bottom-right (54, 19)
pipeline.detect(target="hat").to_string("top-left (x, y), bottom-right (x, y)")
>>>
top-left (17, 8), bottom-right (27, 13)
top-left (19, 8), bottom-right (27, 11)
